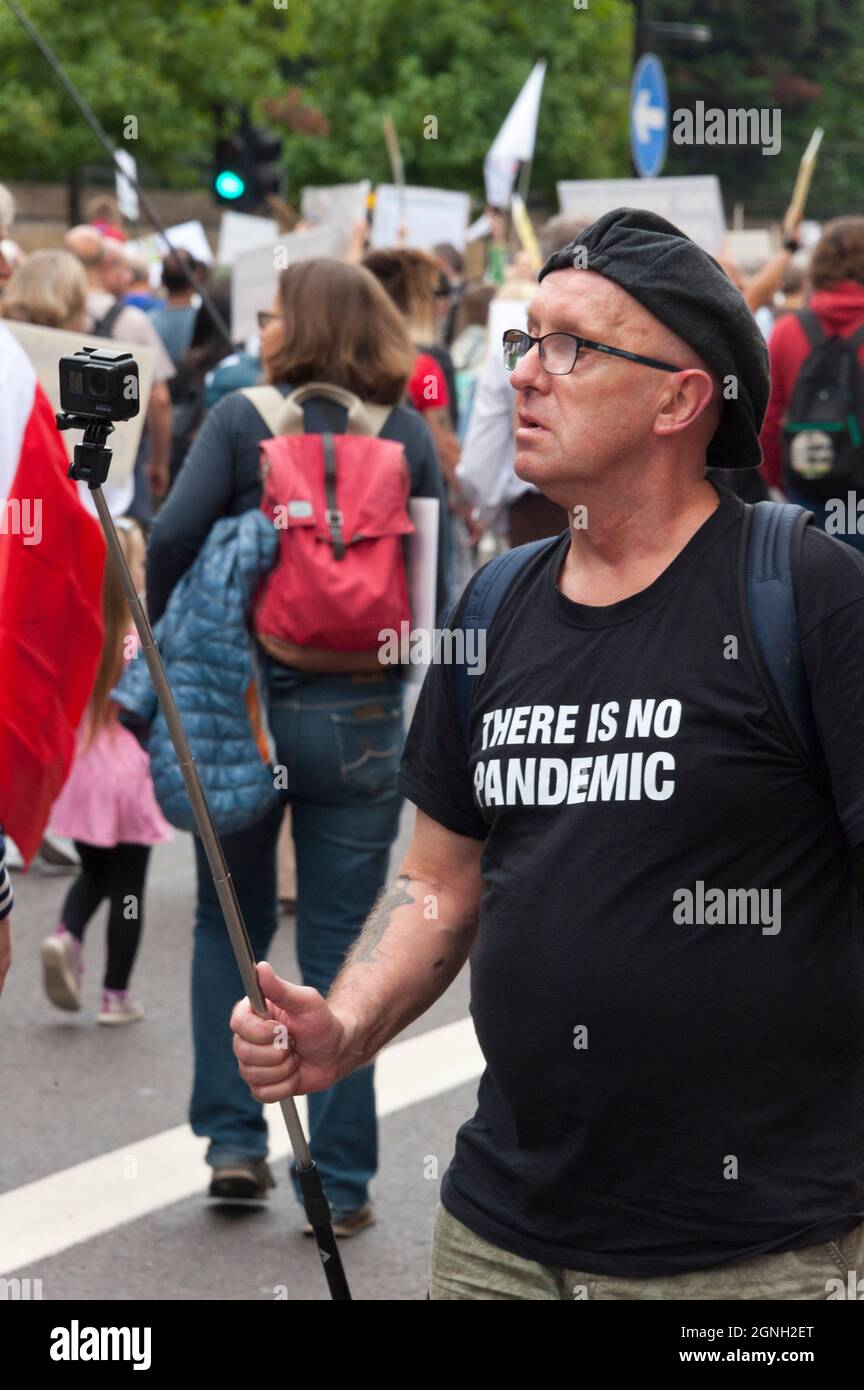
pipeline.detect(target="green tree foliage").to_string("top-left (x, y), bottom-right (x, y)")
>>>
top-left (278, 0), bottom-right (632, 206)
top-left (0, 0), bottom-right (309, 184)
top-left (659, 0), bottom-right (864, 219)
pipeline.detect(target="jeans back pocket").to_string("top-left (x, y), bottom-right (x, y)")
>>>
top-left (331, 700), bottom-right (404, 796)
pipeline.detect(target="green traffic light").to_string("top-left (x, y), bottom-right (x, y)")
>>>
top-left (215, 169), bottom-right (246, 200)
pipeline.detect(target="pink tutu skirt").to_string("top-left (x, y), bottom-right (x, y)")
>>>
top-left (51, 719), bottom-right (174, 848)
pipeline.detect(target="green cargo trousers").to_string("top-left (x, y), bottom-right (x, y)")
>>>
top-left (428, 1203), bottom-right (864, 1300)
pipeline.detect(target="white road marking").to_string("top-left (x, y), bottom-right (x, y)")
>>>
top-left (0, 1018), bottom-right (482, 1274)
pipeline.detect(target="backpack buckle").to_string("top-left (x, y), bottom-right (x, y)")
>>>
top-left (325, 508), bottom-right (344, 527)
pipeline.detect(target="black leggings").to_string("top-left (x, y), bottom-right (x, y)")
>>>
top-left (59, 842), bottom-right (151, 991)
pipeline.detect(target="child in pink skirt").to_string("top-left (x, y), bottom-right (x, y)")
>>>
top-left (42, 518), bottom-right (172, 1024)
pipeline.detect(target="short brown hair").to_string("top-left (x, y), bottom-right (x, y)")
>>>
top-left (810, 217), bottom-right (864, 290)
top-left (362, 248), bottom-right (440, 339)
top-left (266, 258), bottom-right (414, 404)
top-left (455, 282), bottom-right (495, 334)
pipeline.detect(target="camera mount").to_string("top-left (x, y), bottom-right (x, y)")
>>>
top-left (56, 413), bottom-right (115, 489)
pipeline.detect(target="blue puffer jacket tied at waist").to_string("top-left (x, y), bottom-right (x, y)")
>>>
top-left (112, 510), bottom-right (280, 835)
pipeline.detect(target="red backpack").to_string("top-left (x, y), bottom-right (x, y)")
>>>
top-left (242, 383), bottom-right (414, 672)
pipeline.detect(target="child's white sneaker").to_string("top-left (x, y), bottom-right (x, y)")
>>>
top-left (97, 989), bottom-right (144, 1025)
top-left (41, 925), bottom-right (83, 1011)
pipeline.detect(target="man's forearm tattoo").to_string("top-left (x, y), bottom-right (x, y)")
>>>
top-left (351, 875), bottom-right (416, 964)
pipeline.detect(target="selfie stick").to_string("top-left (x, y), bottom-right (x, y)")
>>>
top-left (57, 411), bottom-right (352, 1303)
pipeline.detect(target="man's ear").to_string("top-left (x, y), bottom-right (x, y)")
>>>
top-left (652, 369), bottom-right (715, 439)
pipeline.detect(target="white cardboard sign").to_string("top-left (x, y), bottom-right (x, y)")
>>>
top-left (231, 226), bottom-right (339, 341)
top-left (406, 497), bottom-right (440, 685)
top-left (300, 181), bottom-right (371, 256)
top-left (556, 175), bottom-right (726, 253)
top-left (129, 221), bottom-right (214, 287)
top-left (217, 211), bottom-right (280, 266)
top-left (114, 149), bottom-right (139, 222)
top-left (371, 185), bottom-right (471, 251)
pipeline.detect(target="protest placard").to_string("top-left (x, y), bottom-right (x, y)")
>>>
top-left (301, 181), bottom-right (371, 256)
top-left (724, 229), bottom-right (774, 272)
top-left (114, 149), bottom-right (139, 222)
top-left (557, 176), bottom-right (725, 252)
top-left (128, 221), bottom-right (214, 286)
top-left (370, 185), bottom-right (471, 251)
top-left (231, 226), bottom-right (339, 340)
top-left (217, 211), bottom-right (280, 266)
top-left (406, 496), bottom-right (440, 686)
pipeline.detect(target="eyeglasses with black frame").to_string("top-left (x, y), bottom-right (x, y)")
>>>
top-left (502, 328), bottom-right (683, 376)
top-left (257, 310), bottom-right (285, 331)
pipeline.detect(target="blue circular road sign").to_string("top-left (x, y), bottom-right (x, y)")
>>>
top-left (630, 53), bottom-right (668, 179)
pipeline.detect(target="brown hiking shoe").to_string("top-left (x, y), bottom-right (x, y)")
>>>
top-left (303, 1202), bottom-right (375, 1238)
top-left (208, 1159), bottom-right (275, 1202)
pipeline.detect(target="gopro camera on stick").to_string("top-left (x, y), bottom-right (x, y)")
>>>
top-left (58, 346), bottom-right (140, 422)
top-left (56, 347), bottom-right (141, 489)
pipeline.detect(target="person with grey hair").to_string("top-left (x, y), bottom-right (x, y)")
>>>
top-left (0, 249), bottom-right (88, 331)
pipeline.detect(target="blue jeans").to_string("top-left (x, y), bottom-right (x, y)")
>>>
top-left (190, 669), bottom-right (404, 1214)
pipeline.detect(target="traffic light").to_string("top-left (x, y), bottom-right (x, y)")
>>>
top-left (246, 124), bottom-right (282, 204)
top-left (211, 122), bottom-right (282, 211)
top-left (212, 133), bottom-right (249, 205)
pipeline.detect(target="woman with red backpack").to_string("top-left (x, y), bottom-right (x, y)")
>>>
top-left (146, 258), bottom-right (448, 1232)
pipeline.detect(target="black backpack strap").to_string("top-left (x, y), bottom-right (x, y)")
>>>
top-left (738, 500), bottom-right (828, 792)
top-left (795, 309), bottom-right (826, 350)
top-left (321, 433), bottom-right (346, 560)
top-left (453, 537), bottom-right (557, 744)
top-left (843, 322), bottom-right (864, 353)
top-left (91, 298), bottom-right (125, 340)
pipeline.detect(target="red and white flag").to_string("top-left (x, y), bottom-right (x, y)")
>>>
top-left (0, 324), bottom-right (105, 865)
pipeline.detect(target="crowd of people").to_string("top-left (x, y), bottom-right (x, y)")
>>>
top-left (2, 175), bottom-right (864, 1295)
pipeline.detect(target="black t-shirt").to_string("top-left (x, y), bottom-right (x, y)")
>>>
top-left (397, 484), bottom-right (864, 1277)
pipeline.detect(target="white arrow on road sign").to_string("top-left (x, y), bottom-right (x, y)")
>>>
top-left (633, 87), bottom-right (666, 144)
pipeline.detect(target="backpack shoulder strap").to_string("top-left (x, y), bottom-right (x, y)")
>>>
top-left (795, 309), bottom-right (827, 350)
top-left (843, 322), bottom-right (864, 354)
top-left (239, 385), bottom-right (292, 437)
top-left (240, 384), bottom-right (393, 438)
top-left (453, 537), bottom-right (557, 744)
top-left (364, 403), bottom-right (394, 436)
top-left (738, 500), bottom-right (828, 791)
top-left (92, 298), bottom-right (125, 340)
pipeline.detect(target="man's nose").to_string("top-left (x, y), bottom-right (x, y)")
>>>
top-left (509, 342), bottom-right (546, 392)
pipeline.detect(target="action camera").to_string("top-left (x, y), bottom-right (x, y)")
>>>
top-left (58, 347), bottom-right (140, 422)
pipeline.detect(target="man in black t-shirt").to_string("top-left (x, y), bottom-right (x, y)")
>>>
top-left (230, 209), bottom-right (864, 1299)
